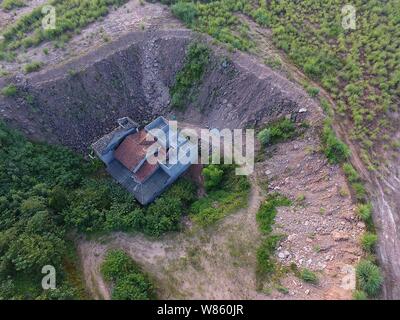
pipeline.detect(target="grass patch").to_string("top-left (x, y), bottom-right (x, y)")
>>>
top-left (170, 0), bottom-right (254, 51)
top-left (257, 118), bottom-right (297, 147)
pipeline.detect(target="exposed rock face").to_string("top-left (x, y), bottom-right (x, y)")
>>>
top-left (0, 30), bottom-right (316, 153)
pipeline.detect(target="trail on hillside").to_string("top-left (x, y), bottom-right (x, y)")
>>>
top-left (77, 180), bottom-right (266, 300)
top-left (244, 17), bottom-right (400, 299)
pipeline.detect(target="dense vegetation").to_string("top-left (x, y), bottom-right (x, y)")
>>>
top-left (0, 0), bottom-right (129, 62)
top-left (0, 123), bottom-right (180, 298)
top-left (0, 122), bottom-right (93, 299)
top-left (163, 0), bottom-right (399, 169)
top-left (255, 193), bottom-right (291, 285)
top-left (191, 164), bottom-right (250, 227)
top-left (170, 42), bottom-right (210, 110)
top-left (101, 250), bottom-right (155, 300)
top-left (0, 121), bottom-right (250, 298)
top-left (1, 0), bottom-right (26, 11)
top-left (64, 177), bottom-right (197, 237)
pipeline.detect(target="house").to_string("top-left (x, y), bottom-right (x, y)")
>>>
top-left (91, 116), bottom-right (197, 205)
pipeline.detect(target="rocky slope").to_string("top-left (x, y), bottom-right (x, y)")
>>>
top-left (0, 30), bottom-right (310, 154)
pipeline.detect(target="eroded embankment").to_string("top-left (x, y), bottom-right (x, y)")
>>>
top-left (0, 30), bottom-right (310, 153)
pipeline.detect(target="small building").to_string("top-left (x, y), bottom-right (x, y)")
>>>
top-left (92, 116), bottom-right (196, 205)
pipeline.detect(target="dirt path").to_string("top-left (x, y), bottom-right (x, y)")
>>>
top-left (77, 179), bottom-right (266, 300)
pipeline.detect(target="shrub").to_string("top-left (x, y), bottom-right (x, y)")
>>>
top-left (203, 165), bottom-right (224, 191)
top-left (191, 164), bottom-right (250, 226)
top-left (257, 118), bottom-right (297, 146)
top-left (356, 203), bottom-right (372, 222)
top-left (24, 61), bottom-right (42, 73)
top-left (361, 232), bottom-right (378, 253)
top-left (251, 8), bottom-right (270, 27)
top-left (1, 84), bottom-right (17, 97)
top-left (100, 250), bottom-right (138, 282)
top-left (101, 250), bottom-right (155, 300)
top-left (352, 182), bottom-right (367, 201)
top-left (321, 120), bottom-right (350, 163)
top-left (163, 178), bottom-right (197, 205)
top-left (300, 268), bottom-right (318, 284)
top-left (256, 193), bottom-right (292, 234)
top-left (144, 197), bottom-right (183, 237)
top-left (307, 86), bottom-right (320, 97)
top-left (356, 260), bottom-right (383, 297)
top-left (343, 163), bottom-right (359, 182)
top-left (255, 193), bottom-right (291, 281)
top-left (171, 2), bottom-right (198, 26)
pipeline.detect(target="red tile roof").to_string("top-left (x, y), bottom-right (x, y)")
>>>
top-left (114, 130), bottom-right (150, 171)
top-left (114, 129), bottom-right (167, 182)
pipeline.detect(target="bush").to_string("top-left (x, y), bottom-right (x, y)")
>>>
top-left (101, 250), bottom-right (155, 300)
top-left (255, 193), bottom-right (291, 281)
top-left (251, 8), bottom-right (270, 27)
top-left (352, 182), bottom-right (367, 201)
top-left (161, 178), bottom-right (197, 205)
top-left (256, 194), bottom-right (291, 234)
top-left (361, 232), bottom-right (378, 253)
top-left (170, 42), bottom-right (210, 109)
top-left (300, 268), bottom-right (318, 284)
top-left (24, 61), bottom-right (42, 73)
top-left (356, 203), bottom-right (372, 222)
top-left (307, 86), bottom-right (320, 97)
top-left (171, 2), bottom-right (198, 26)
top-left (191, 164), bottom-right (250, 227)
top-left (356, 260), bottom-right (383, 297)
top-left (1, 84), bottom-right (17, 97)
top-left (321, 120), bottom-right (350, 163)
top-left (144, 197), bottom-right (183, 237)
top-left (203, 165), bottom-right (224, 191)
top-left (343, 163), bottom-right (359, 182)
top-left (257, 118), bottom-right (297, 146)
